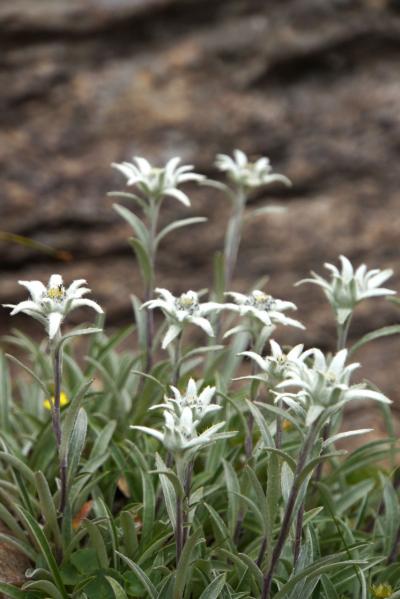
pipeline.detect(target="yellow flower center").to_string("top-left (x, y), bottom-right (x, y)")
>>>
top-left (371, 583), bottom-right (393, 598)
top-left (47, 286), bottom-right (65, 300)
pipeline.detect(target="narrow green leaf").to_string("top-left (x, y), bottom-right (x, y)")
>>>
top-left (5, 353), bottom-right (48, 395)
top-left (244, 466), bottom-right (269, 533)
top-left (255, 402), bottom-right (305, 438)
top-left (213, 251), bottom-right (226, 300)
top-left (223, 460), bottom-right (240, 537)
top-left (0, 582), bottom-right (25, 598)
top-left (246, 401), bottom-right (274, 448)
top-left (107, 191), bottom-right (147, 211)
top-left (179, 345), bottom-right (225, 366)
top-left (59, 378), bottom-right (92, 463)
top-left (117, 552), bottom-right (157, 599)
top-left (321, 574), bottom-right (339, 599)
top-left (199, 574), bottom-right (226, 599)
top-left (84, 519), bottom-right (109, 569)
top-left (23, 579), bottom-right (64, 599)
top-left (140, 469), bottom-right (155, 548)
top-left (349, 325), bottom-right (400, 355)
top-left (155, 453), bottom-right (177, 531)
top-left (0, 352), bottom-right (11, 432)
top-left (114, 203), bottom-right (149, 246)
top-left (58, 328), bottom-right (103, 350)
top-left (35, 471), bottom-right (62, 549)
top-left (89, 420), bottom-right (116, 459)
top-left (173, 528), bottom-right (203, 599)
top-left (106, 576), bottom-right (128, 599)
top-left (274, 560), bottom-right (366, 599)
top-left (131, 370), bottom-right (165, 390)
top-left (0, 451), bottom-right (35, 486)
top-left (204, 504), bottom-right (234, 551)
top-left (128, 237), bottom-right (152, 285)
top-left (67, 408), bottom-right (88, 481)
top-left (17, 506), bottom-right (67, 598)
top-left (120, 511), bottom-right (138, 560)
top-left (155, 217), bottom-right (207, 246)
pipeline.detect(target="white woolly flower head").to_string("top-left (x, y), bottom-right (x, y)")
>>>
top-left (239, 339), bottom-right (307, 389)
top-left (131, 378), bottom-right (233, 455)
top-left (224, 290), bottom-right (304, 330)
top-left (297, 255), bottom-right (395, 324)
top-left (3, 275), bottom-right (103, 340)
top-left (276, 348), bottom-right (391, 425)
top-left (152, 378), bottom-right (221, 421)
top-left (142, 288), bottom-right (224, 349)
top-left (112, 155), bottom-right (205, 206)
top-left (215, 149), bottom-right (291, 190)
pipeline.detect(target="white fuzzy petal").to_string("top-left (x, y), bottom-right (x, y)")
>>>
top-left (8, 300), bottom-right (42, 316)
top-left (162, 324), bottom-right (182, 349)
top-left (18, 280), bottom-right (46, 302)
top-left (190, 316), bottom-right (214, 337)
top-left (163, 187), bottom-right (191, 206)
top-left (48, 312), bottom-right (63, 339)
top-left (70, 298), bottom-right (104, 314)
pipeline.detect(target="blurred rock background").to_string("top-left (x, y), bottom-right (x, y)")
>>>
top-left (1, 0), bottom-right (400, 428)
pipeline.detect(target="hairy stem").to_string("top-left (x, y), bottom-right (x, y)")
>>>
top-left (336, 314), bottom-right (352, 352)
top-left (172, 333), bottom-right (183, 386)
top-left (256, 537), bottom-right (267, 568)
top-left (245, 338), bottom-right (258, 458)
top-left (182, 461), bottom-right (193, 546)
top-left (293, 500), bottom-right (305, 567)
top-left (224, 187), bottom-right (245, 288)
top-left (261, 423), bottom-right (319, 599)
top-left (275, 398), bottom-right (283, 450)
top-left (176, 493), bottom-right (183, 564)
top-left (52, 345), bottom-right (68, 516)
top-left (144, 199), bottom-right (160, 373)
top-left (314, 314), bottom-right (353, 485)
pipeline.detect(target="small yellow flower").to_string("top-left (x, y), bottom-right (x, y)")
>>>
top-left (371, 583), bottom-right (394, 598)
top-left (282, 419), bottom-right (293, 432)
top-left (43, 391), bottom-right (69, 411)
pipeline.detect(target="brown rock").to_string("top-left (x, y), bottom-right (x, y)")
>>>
top-left (0, 523), bottom-right (30, 590)
top-left (1, 0), bottom-right (400, 413)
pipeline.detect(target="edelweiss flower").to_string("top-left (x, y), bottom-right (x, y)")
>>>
top-left (151, 378), bottom-right (221, 421)
top-left (297, 255), bottom-right (395, 324)
top-left (276, 348), bottom-right (391, 424)
top-left (142, 288), bottom-right (223, 349)
top-left (131, 379), bottom-right (233, 455)
top-left (215, 149), bottom-right (291, 189)
top-left (224, 290), bottom-right (304, 330)
top-left (239, 339), bottom-right (307, 388)
top-left (112, 156), bottom-right (205, 206)
top-left (3, 275), bottom-right (103, 340)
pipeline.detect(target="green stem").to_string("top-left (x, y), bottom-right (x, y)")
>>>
top-left (173, 333), bottom-right (183, 386)
top-left (336, 314), bottom-right (352, 352)
top-left (314, 313), bottom-right (353, 485)
top-left (52, 344), bottom-right (68, 517)
top-left (245, 333), bottom-right (258, 459)
top-left (261, 421), bottom-right (320, 599)
top-left (182, 461), bottom-right (193, 546)
top-left (144, 198), bottom-right (160, 372)
top-left (176, 494), bottom-right (183, 564)
top-left (175, 456), bottom-right (188, 564)
top-left (224, 186), bottom-right (246, 288)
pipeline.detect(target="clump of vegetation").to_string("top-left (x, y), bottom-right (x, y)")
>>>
top-left (1, 150), bottom-right (399, 599)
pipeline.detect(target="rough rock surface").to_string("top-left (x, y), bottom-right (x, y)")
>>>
top-left (0, 523), bottom-right (30, 590)
top-left (1, 0), bottom-right (400, 401)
